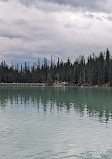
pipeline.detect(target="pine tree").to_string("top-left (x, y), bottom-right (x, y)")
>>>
top-left (47, 74), bottom-right (53, 86)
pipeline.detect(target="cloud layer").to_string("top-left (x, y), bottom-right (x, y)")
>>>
top-left (0, 0), bottom-right (112, 64)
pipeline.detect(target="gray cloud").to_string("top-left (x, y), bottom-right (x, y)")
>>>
top-left (13, 19), bottom-right (28, 26)
top-left (0, 0), bottom-right (112, 64)
top-left (0, 32), bottom-right (28, 40)
top-left (0, 0), bottom-right (112, 13)
top-left (45, 0), bottom-right (100, 11)
top-left (15, 0), bottom-right (112, 13)
top-left (107, 16), bottom-right (112, 21)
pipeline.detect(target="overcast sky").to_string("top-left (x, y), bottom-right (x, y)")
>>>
top-left (0, 0), bottom-right (112, 64)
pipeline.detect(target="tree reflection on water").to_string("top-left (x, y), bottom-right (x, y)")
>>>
top-left (0, 87), bottom-right (112, 122)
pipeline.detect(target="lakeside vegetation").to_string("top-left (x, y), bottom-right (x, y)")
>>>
top-left (0, 48), bottom-right (112, 86)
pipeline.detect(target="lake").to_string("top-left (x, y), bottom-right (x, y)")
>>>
top-left (0, 86), bottom-right (112, 159)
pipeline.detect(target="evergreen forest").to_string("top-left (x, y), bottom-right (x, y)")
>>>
top-left (1, 48), bottom-right (112, 86)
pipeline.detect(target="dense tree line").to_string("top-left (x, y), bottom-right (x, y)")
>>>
top-left (0, 48), bottom-right (112, 86)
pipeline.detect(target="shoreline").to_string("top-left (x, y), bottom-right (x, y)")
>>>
top-left (0, 83), bottom-right (111, 88)
top-left (0, 83), bottom-right (45, 87)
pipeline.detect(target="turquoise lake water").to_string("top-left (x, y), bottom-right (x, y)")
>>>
top-left (0, 87), bottom-right (112, 159)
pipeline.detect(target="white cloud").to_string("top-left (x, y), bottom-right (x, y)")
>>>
top-left (0, 0), bottom-right (112, 64)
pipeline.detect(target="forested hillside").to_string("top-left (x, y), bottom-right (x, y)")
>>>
top-left (0, 49), bottom-right (112, 86)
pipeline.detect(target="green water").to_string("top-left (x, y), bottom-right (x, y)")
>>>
top-left (0, 87), bottom-right (112, 159)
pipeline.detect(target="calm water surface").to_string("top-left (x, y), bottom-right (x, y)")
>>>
top-left (0, 87), bottom-right (112, 159)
